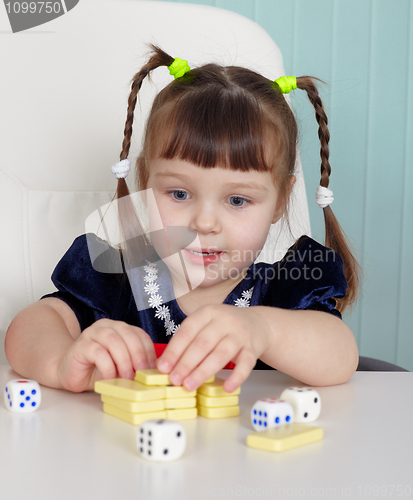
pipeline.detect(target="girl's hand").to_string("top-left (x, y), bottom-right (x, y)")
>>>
top-left (57, 319), bottom-right (157, 392)
top-left (157, 304), bottom-right (272, 393)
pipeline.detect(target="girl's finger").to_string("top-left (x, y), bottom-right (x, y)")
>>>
top-left (222, 348), bottom-right (257, 393)
top-left (132, 327), bottom-right (158, 368)
top-left (180, 335), bottom-right (241, 391)
top-left (157, 312), bottom-right (213, 374)
top-left (167, 328), bottom-right (223, 386)
top-left (90, 326), bottom-right (134, 379)
top-left (116, 324), bottom-right (156, 372)
top-left (89, 344), bottom-right (118, 380)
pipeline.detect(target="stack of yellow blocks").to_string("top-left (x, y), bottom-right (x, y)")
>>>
top-left (196, 377), bottom-right (241, 418)
top-left (94, 369), bottom-right (202, 425)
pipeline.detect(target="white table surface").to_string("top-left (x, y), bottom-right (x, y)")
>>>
top-left (1, 365), bottom-right (412, 500)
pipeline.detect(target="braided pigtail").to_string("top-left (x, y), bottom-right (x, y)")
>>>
top-left (112, 46), bottom-right (177, 268)
top-left (296, 76), bottom-right (361, 312)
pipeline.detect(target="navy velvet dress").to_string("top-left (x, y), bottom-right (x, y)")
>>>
top-left (41, 233), bottom-right (347, 369)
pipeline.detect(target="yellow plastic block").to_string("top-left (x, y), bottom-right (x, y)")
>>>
top-left (166, 408), bottom-right (198, 420)
top-left (197, 377), bottom-right (240, 397)
top-left (196, 393), bottom-right (239, 408)
top-left (165, 386), bottom-right (196, 399)
top-left (165, 397), bottom-right (196, 409)
top-left (94, 378), bottom-right (165, 402)
top-left (246, 424), bottom-right (324, 453)
top-left (197, 404), bottom-right (240, 419)
top-left (103, 403), bottom-right (167, 425)
top-left (101, 395), bottom-right (165, 413)
top-left (135, 369), bottom-right (172, 386)
top-left (205, 375), bottom-right (215, 383)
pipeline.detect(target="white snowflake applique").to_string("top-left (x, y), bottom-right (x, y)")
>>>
top-left (144, 282), bottom-right (160, 295)
top-left (148, 293), bottom-right (163, 309)
top-left (143, 273), bottom-right (158, 283)
top-left (234, 287), bottom-right (254, 308)
top-left (165, 318), bottom-right (178, 336)
top-left (143, 263), bottom-right (176, 337)
top-left (155, 305), bottom-right (170, 320)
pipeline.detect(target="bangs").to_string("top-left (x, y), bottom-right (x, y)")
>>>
top-left (146, 83), bottom-right (279, 172)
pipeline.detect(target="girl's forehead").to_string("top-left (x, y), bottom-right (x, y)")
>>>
top-left (148, 158), bottom-right (276, 187)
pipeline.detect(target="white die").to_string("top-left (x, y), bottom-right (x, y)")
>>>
top-left (280, 387), bottom-right (321, 423)
top-left (4, 379), bottom-right (41, 413)
top-left (251, 398), bottom-right (294, 432)
top-left (137, 419), bottom-right (186, 462)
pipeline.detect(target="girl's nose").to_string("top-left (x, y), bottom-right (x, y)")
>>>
top-left (191, 202), bottom-right (221, 234)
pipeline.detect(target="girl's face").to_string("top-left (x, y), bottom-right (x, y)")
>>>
top-left (146, 158), bottom-right (285, 291)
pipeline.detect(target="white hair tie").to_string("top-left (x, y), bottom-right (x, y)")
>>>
top-left (316, 185), bottom-right (334, 208)
top-left (111, 159), bottom-right (131, 179)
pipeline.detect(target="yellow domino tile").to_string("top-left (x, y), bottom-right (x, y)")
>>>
top-left (94, 379), bottom-right (165, 402)
top-left (103, 403), bottom-right (167, 425)
top-left (197, 404), bottom-right (240, 419)
top-left (165, 397), bottom-right (196, 409)
top-left (197, 377), bottom-right (241, 397)
top-left (135, 369), bottom-right (172, 386)
top-left (196, 393), bottom-right (239, 408)
top-left (166, 408), bottom-right (198, 420)
top-left (101, 395), bottom-right (165, 413)
top-left (165, 386), bottom-right (196, 399)
top-left (246, 424), bottom-right (324, 453)
top-left (135, 369), bottom-right (214, 387)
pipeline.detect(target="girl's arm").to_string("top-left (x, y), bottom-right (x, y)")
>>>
top-left (5, 298), bottom-right (157, 391)
top-left (5, 299), bottom-right (81, 388)
top-left (156, 304), bottom-right (359, 393)
top-left (255, 306), bottom-right (359, 387)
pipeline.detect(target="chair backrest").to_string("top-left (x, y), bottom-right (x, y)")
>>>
top-left (0, 0), bottom-right (310, 363)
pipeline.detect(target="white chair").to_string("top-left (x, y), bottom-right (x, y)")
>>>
top-left (0, 0), bottom-right (310, 363)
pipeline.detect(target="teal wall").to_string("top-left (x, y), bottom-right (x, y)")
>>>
top-left (162, 0), bottom-right (413, 370)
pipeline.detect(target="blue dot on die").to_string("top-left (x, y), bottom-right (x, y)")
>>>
top-left (275, 417), bottom-right (280, 424)
top-left (259, 411), bottom-right (262, 416)
top-left (32, 390), bottom-right (36, 395)
top-left (26, 396), bottom-right (30, 401)
top-left (286, 416), bottom-right (291, 422)
top-left (5, 387), bottom-right (8, 393)
top-left (264, 412), bottom-right (267, 417)
top-left (253, 419), bottom-right (257, 424)
top-left (264, 422), bottom-right (267, 427)
top-left (253, 410), bottom-right (257, 415)
top-left (20, 402), bottom-right (25, 408)
top-left (20, 390), bottom-right (25, 396)
top-left (31, 402), bottom-right (37, 407)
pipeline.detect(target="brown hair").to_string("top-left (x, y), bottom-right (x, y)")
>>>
top-left (114, 45), bottom-right (360, 312)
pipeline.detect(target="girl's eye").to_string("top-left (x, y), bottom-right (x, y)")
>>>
top-left (170, 190), bottom-right (189, 201)
top-left (229, 196), bottom-right (249, 208)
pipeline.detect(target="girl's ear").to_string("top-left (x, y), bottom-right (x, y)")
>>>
top-left (271, 175), bottom-right (296, 224)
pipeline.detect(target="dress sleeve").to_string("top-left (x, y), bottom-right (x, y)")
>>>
top-left (263, 236), bottom-right (347, 318)
top-left (41, 234), bottom-right (132, 331)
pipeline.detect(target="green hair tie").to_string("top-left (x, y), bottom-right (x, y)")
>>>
top-left (168, 57), bottom-right (191, 79)
top-left (275, 76), bottom-right (297, 94)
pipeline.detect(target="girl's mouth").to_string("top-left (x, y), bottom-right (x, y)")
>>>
top-left (183, 248), bottom-right (224, 265)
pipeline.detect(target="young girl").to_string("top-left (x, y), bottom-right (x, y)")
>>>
top-left (5, 46), bottom-right (360, 394)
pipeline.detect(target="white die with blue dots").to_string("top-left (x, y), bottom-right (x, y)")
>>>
top-left (137, 419), bottom-right (186, 462)
top-left (4, 379), bottom-right (41, 413)
top-left (280, 387), bottom-right (321, 423)
top-left (251, 398), bottom-right (294, 432)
